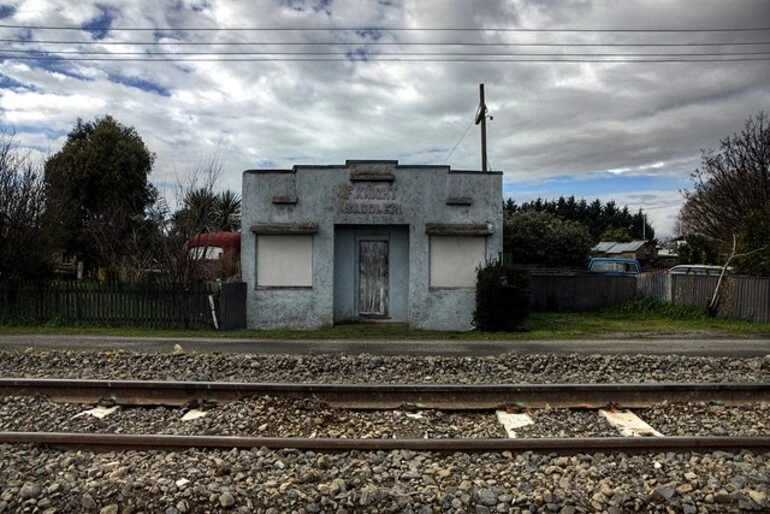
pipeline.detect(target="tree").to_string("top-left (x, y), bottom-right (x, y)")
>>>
top-left (504, 196), bottom-right (655, 243)
top-left (676, 234), bottom-right (722, 265)
top-left (504, 210), bottom-right (593, 268)
top-left (212, 190), bottom-right (242, 232)
top-left (135, 149), bottom-right (241, 287)
top-left (0, 134), bottom-right (52, 280)
top-left (732, 207), bottom-right (770, 275)
top-left (504, 197), bottom-right (516, 215)
top-left (600, 226), bottom-right (632, 243)
top-left (679, 112), bottom-right (770, 248)
top-left (173, 188), bottom-right (241, 234)
top-left (44, 115), bottom-right (156, 277)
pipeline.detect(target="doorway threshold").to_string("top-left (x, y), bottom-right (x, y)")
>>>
top-left (336, 319), bottom-right (407, 326)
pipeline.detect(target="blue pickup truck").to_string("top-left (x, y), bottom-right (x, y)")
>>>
top-left (587, 257), bottom-right (641, 276)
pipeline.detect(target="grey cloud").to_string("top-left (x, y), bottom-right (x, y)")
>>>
top-left (1, 0), bottom-right (768, 238)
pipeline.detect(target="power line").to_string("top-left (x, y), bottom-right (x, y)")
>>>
top-left (1, 23), bottom-right (769, 32)
top-left (4, 39), bottom-right (770, 48)
top-left (5, 49), bottom-right (769, 57)
top-left (442, 111), bottom-right (478, 165)
top-left (3, 55), bottom-right (768, 63)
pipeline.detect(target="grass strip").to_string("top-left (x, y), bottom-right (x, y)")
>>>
top-left (1, 299), bottom-right (769, 340)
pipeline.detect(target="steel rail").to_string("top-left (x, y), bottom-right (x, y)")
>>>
top-left (0, 379), bottom-right (769, 409)
top-left (1, 432), bottom-right (769, 453)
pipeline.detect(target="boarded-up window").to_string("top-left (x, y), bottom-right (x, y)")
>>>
top-left (257, 235), bottom-right (313, 287)
top-left (430, 236), bottom-right (485, 288)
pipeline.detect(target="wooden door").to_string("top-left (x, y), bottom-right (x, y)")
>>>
top-left (358, 240), bottom-right (389, 317)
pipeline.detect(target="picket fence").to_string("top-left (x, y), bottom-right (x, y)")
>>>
top-left (0, 281), bottom-right (216, 329)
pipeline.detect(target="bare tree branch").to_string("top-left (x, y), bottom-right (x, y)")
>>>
top-left (680, 112), bottom-right (770, 274)
top-left (708, 234), bottom-right (769, 314)
top-left (0, 133), bottom-right (51, 281)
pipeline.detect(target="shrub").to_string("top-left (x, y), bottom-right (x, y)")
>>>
top-left (504, 210), bottom-right (592, 268)
top-left (472, 261), bottom-right (531, 331)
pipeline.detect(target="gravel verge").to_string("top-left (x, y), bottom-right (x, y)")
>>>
top-left (0, 446), bottom-right (768, 513)
top-left (1, 349), bottom-right (769, 384)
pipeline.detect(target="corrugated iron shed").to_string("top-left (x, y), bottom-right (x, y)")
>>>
top-left (593, 241), bottom-right (618, 253)
top-left (607, 241), bottom-right (646, 254)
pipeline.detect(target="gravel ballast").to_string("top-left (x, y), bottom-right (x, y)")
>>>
top-left (0, 395), bottom-right (505, 439)
top-left (0, 349), bottom-right (768, 384)
top-left (4, 395), bottom-right (767, 439)
top-left (1, 348), bottom-right (769, 512)
top-left (0, 445), bottom-right (768, 513)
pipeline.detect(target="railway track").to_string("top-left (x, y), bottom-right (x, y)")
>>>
top-left (1, 378), bottom-right (769, 408)
top-left (1, 379), bottom-right (769, 453)
top-left (2, 432), bottom-right (769, 452)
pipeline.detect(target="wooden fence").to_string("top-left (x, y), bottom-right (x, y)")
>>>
top-left (636, 273), bottom-right (671, 303)
top-left (530, 274), bottom-right (637, 312)
top-left (667, 275), bottom-right (770, 323)
top-left (533, 272), bottom-right (770, 323)
top-left (0, 281), bottom-right (216, 329)
top-left (6, 275), bottom-right (770, 328)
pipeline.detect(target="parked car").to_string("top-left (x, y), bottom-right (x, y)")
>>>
top-left (668, 264), bottom-right (732, 276)
top-left (587, 257), bottom-right (641, 276)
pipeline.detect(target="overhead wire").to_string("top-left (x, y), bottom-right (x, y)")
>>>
top-left (3, 39), bottom-right (770, 47)
top-left (2, 24), bottom-right (769, 63)
top-left (1, 23), bottom-right (769, 32)
top-left (4, 50), bottom-right (770, 57)
top-left (3, 56), bottom-right (768, 62)
top-left (442, 113), bottom-right (477, 165)
top-left (3, 23), bottom-right (764, 166)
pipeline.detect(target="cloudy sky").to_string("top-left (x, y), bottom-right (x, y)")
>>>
top-left (1, 0), bottom-right (768, 237)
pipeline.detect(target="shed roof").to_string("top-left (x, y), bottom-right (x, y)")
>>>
top-left (609, 241), bottom-right (647, 253)
top-left (593, 241), bottom-right (617, 253)
top-left (592, 241), bottom-right (647, 254)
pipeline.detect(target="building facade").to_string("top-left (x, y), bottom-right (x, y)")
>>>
top-left (241, 160), bottom-right (502, 330)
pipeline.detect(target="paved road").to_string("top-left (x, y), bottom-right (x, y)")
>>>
top-left (1, 334), bottom-right (769, 357)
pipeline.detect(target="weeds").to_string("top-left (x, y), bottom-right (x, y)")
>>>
top-left (606, 298), bottom-right (708, 320)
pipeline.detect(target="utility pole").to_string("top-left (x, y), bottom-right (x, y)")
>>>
top-left (474, 83), bottom-right (488, 172)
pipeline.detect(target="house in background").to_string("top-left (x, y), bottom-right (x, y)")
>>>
top-left (591, 241), bottom-right (658, 266)
top-left (53, 251), bottom-right (80, 279)
top-left (655, 246), bottom-right (679, 268)
top-left (241, 160), bottom-right (502, 331)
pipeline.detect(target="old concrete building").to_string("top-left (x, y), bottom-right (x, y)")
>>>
top-left (241, 160), bottom-right (502, 330)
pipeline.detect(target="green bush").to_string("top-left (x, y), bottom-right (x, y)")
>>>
top-left (504, 210), bottom-right (593, 268)
top-left (472, 261), bottom-right (531, 331)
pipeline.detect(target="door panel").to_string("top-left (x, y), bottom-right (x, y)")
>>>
top-left (358, 240), bottom-right (389, 317)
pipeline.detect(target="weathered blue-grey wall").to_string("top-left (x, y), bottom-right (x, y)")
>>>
top-left (242, 160), bottom-right (502, 330)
